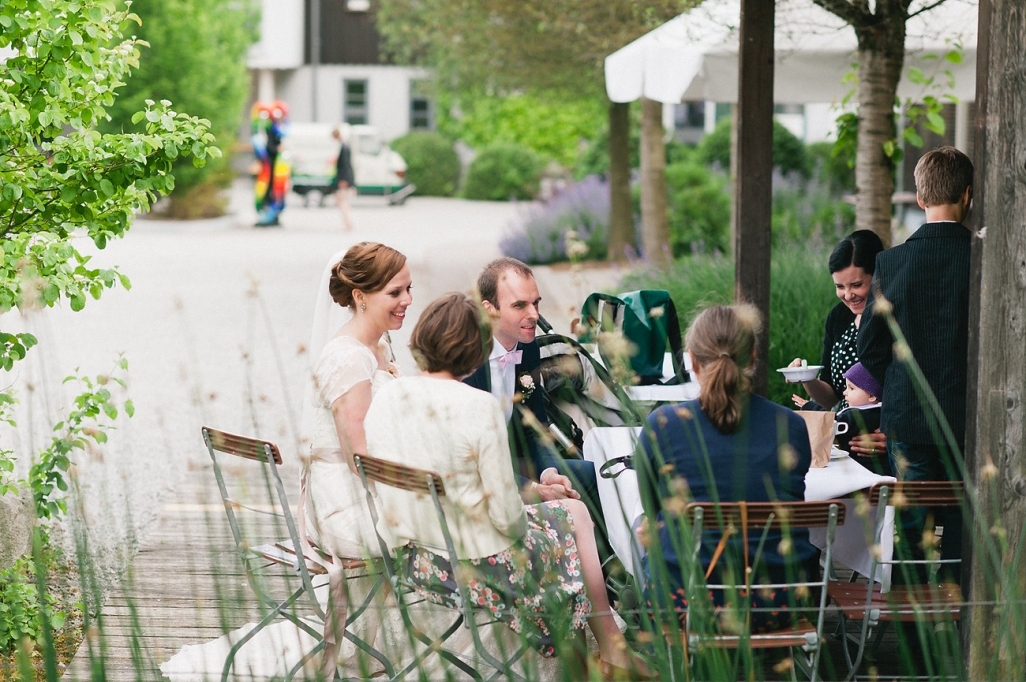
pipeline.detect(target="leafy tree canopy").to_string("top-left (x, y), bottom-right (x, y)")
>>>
top-left (101, 0), bottom-right (257, 194)
top-left (0, 0), bottom-right (218, 371)
top-left (377, 0), bottom-right (696, 99)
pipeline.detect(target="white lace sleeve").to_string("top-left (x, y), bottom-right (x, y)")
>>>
top-left (313, 339), bottom-right (376, 407)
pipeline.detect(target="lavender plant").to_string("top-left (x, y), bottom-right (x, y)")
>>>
top-left (499, 175), bottom-right (610, 264)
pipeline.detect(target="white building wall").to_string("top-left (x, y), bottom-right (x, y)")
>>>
top-left (275, 64), bottom-right (432, 142)
top-left (804, 102), bottom-right (842, 143)
top-left (247, 0), bottom-right (304, 69)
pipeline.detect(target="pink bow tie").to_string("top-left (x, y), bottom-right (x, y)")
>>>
top-left (498, 349), bottom-right (522, 368)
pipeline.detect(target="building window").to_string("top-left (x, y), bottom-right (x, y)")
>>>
top-left (344, 79), bottom-right (368, 125)
top-left (409, 80), bottom-right (433, 130)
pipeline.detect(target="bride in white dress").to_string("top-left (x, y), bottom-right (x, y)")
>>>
top-left (163, 243), bottom-right (416, 680)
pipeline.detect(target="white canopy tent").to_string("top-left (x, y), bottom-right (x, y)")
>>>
top-left (605, 0), bottom-right (978, 106)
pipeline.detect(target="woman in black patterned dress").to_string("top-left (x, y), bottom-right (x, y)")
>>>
top-left (789, 230), bottom-right (888, 458)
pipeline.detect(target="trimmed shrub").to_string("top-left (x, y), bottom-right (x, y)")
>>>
top-left (390, 132), bottom-right (460, 197)
top-left (620, 241), bottom-right (837, 407)
top-left (462, 143), bottom-right (544, 201)
top-left (665, 159), bottom-right (732, 256)
top-left (698, 116), bottom-right (812, 179)
top-left (500, 175), bottom-right (609, 264)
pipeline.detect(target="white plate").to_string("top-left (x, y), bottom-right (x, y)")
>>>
top-left (777, 365), bottom-right (824, 382)
top-left (829, 447), bottom-right (848, 460)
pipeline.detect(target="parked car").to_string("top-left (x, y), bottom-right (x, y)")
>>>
top-left (285, 123), bottom-right (411, 205)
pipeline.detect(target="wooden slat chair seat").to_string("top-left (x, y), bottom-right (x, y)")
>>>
top-left (826, 480), bottom-right (964, 680)
top-left (202, 426), bottom-right (393, 682)
top-left (355, 453), bottom-right (532, 682)
top-left (682, 500), bottom-right (846, 682)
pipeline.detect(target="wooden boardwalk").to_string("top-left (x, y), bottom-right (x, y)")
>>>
top-left (62, 456), bottom-right (310, 681)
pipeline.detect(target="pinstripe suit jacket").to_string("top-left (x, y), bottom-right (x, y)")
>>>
top-left (857, 222), bottom-right (972, 449)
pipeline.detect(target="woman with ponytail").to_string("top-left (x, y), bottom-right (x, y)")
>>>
top-left (636, 304), bottom-right (817, 632)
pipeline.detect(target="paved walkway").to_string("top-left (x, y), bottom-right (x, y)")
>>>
top-left (0, 181), bottom-right (621, 678)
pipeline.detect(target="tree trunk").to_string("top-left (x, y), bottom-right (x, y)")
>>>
top-left (607, 101), bottom-right (633, 263)
top-left (640, 97), bottom-right (670, 267)
top-left (733, 0), bottom-right (774, 398)
top-left (963, 0), bottom-right (1026, 678)
top-left (853, 24), bottom-right (906, 248)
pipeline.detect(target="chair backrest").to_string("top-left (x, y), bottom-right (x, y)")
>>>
top-left (355, 454), bottom-right (447, 497)
top-left (201, 425), bottom-right (322, 617)
top-left (687, 500), bottom-right (847, 533)
top-left (682, 499), bottom-right (844, 661)
top-left (868, 479), bottom-right (964, 507)
top-left (353, 453), bottom-right (453, 562)
top-left (205, 426), bottom-right (283, 465)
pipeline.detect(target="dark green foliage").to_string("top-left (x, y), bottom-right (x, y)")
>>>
top-left (0, 557), bottom-right (64, 654)
top-left (808, 141), bottom-right (857, 195)
top-left (101, 0), bottom-right (257, 196)
top-left (390, 132), bottom-right (461, 197)
top-left (772, 174), bottom-right (856, 245)
top-left (621, 242), bottom-right (838, 406)
top-left (572, 116), bottom-right (641, 180)
top-left (462, 143), bottom-right (544, 201)
top-left (698, 116), bottom-right (812, 178)
top-left (664, 159), bottom-right (732, 255)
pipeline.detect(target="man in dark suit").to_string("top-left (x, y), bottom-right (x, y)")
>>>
top-left (857, 146), bottom-right (973, 579)
top-left (464, 257), bottom-right (599, 506)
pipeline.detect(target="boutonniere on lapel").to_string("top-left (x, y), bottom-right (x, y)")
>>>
top-left (515, 372), bottom-right (536, 402)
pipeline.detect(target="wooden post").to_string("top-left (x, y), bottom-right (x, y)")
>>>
top-left (963, 0), bottom-right (1026, 678)
top-left (640, 97), bottom-right (671, 267)
top-left (733, 0), bottom-right (774, 396)
top-left (608, 101), bottom-right (633, 263)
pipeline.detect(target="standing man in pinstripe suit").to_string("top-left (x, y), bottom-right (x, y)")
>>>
top-left (857, 146), bottom-right (973, 582)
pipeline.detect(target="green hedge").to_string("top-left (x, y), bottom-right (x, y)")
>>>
top-left (620, 242), bottom-right (838, 407)
top-left (390, 132), bottom-right (460, 197)
top-left (462, 143), bottom-right (544, 201)
top-left (698, 116), bottom-right (812, 179)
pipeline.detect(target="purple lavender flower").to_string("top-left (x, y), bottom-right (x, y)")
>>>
top-left (499, 175), bottom-right (611, 264)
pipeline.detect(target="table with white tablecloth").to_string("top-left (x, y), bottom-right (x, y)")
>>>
top-left (583, 426), bottom-right (896, 592)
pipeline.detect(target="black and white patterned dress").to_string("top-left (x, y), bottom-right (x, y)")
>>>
top-left (829, 320), bottom-right (859, 410)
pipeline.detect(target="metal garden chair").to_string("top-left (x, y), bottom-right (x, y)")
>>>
top-left (202, 426), bottom-right (392, 681)
top-left (354, 453), bottom-right (532, 682)
top-left (827, 480), bottom-right (964, 680)
top-left (682, 500), bottom-right (845, 682)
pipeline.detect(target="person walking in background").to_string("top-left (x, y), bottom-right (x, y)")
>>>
top-left (332, 127), bottom-right (355, 231)
top-left (857, 145), bottom-right (973, 582)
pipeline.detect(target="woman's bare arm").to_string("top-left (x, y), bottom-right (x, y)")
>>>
top-left (330, 379), bottom-right (373, 468)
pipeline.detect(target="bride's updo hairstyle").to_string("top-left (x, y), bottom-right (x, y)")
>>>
top-left (410, 293), bottom-right (492, 378)
top-left (329, 242), bottom-right (406, 308)
top-left (685, 303), bottom-right (762, 434)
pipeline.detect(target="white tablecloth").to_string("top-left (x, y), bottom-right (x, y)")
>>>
top-left (583, 427), bottom-right (896, 591)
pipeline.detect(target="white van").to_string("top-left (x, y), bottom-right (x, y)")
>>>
top-left (285, 123), bottom-right (410, 205)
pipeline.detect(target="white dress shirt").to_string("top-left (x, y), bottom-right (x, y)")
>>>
top-left (488, 336), bottom-right (518, 422)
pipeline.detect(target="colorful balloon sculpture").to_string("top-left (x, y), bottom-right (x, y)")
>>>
top-left (251, 100), bottom-right (290, 226)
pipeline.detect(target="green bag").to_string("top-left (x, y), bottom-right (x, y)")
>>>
top-left (579, 289), bottom-right (684, 385)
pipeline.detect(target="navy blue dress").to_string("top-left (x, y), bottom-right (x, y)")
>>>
top-left (637, 395), bottom-right (817, 631)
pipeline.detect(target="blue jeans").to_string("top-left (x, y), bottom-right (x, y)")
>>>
top-left (886, 439), bottom-right (963, 584)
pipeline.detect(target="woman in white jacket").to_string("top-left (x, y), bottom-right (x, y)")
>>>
top-left (365, 292), bottom-right (649, 677)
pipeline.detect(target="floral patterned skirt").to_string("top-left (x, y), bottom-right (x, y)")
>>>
top-left (394, 501), bottom-right (591, 657)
